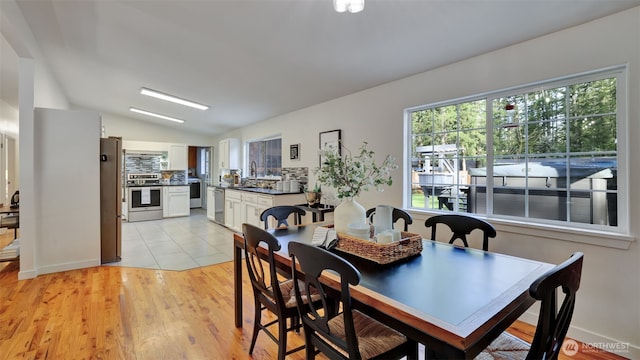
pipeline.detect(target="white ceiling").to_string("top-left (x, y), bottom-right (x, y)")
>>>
top-left (3, 0), bottom-right (639, 136)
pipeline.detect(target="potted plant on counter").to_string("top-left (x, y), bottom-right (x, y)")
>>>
top-left (304, 183), bottom-right (322, 207)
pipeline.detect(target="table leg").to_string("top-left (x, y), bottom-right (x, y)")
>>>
top-left (234, 241), bottom-right (243, 328)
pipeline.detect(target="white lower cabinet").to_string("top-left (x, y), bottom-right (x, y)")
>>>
top-left (224, 189), bottom-right (303, 232)
top-left (244, 194), bottom-right (274, 229)
top-left (225, 190), bottom-right (243, 231)
top-left (163, 186), bottom-right (190, 218)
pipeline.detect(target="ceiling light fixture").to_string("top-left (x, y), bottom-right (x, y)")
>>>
top-left (140, 87), bottom-right (209, 110)
top-left (130, 107), bottom-right (185, 123)
top-left (334, 0), bottom-right (364, 13)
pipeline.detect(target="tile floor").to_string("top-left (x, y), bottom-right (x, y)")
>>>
top-left (106, 209), bottom-right (238, 271)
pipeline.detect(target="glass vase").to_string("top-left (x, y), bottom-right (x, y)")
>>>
top-left (334, 197), bottom-right (366, 235)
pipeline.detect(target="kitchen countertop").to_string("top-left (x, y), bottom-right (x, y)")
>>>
top-left (126, 183), bottom-right (189, 187)
top-left (208, 184), bottom-right (227, 189)
top-left (209, 185), bottom-right (302, 196)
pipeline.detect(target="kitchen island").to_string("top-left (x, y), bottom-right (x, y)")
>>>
top-left (209, 185), bottom-right (305, 231)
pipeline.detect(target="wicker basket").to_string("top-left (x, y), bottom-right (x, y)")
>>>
top-left (335, 231), bottom-right (423, 265)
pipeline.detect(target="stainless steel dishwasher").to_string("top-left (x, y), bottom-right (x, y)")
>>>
top-left (214, 187), bottom-right (225, 224)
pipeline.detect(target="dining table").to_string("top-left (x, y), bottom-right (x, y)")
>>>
top-left (0, 204), bottom-right (19, 215)
top-left (0, 204), bottom-right (20, 262)
top-left (232, 224), bottom-right (554, 359)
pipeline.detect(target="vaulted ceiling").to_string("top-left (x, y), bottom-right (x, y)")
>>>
top-left (2, 0), bottom-right (639, 136)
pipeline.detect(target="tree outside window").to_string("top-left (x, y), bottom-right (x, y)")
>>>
top-left (407, 69), bottom-right (621, 231)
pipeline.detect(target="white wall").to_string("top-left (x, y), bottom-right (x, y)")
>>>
top-left (34, 108), bottom-right (101, 274)
top-left (2, 0), bottom-right (77, 279)
top-left (215, 8), bottom-right (640, 357)
top-left (2, 0), bottom-right (216, 279)
top-left (100, 111), bottom-right (214, 147)
top-left (0, 98), bottom-right (19, 138)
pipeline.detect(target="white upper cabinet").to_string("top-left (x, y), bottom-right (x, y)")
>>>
top-left (168, 143), bottom-right (188, 170)
top-left (218, 138), bottom-right (239, 169)
top-left (123, 140), bottom-right (169, 152)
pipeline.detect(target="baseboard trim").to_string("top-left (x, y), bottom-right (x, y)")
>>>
top-left (18, 269), bottom-right (37, 280)
top-left (37, 259), bottom-right (101, 276)
top-left (519, 311), bottom-right (638, 359)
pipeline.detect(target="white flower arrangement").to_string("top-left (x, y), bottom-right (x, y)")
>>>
top-left (315, 141), bottom-right (397, 199)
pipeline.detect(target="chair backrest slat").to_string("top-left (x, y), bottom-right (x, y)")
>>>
top-left (289, 242), bottom-right (363, 360)
top-left (526, 252), bottom-right (583, 360)
top-left (260, 205), bottom-right (306, 229)
top-left (424, 214), bottom-right (496, 251)
top-left (242, 223), bottom-right (285, 307)
top-left (366, 207), bottom-right (413, 231)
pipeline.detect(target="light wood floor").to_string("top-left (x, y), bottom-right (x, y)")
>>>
top-left (0, 231), bottom-right (628, 360)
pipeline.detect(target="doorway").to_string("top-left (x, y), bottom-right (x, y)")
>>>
top-left (189, 146), bottom-right (214, 209)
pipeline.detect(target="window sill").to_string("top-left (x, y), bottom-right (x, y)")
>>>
top-left (490, 218), bottom-right (634, 250)
top-left (410, 210), bottom-right (635, 250)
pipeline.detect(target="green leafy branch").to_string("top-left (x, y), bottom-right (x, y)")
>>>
top-left (315, 141), bottom-right (397, 199)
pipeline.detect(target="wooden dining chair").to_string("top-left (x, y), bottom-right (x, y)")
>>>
top-left (476, 252), bottom-right (584, 360)
top-left (366, 207), bottom-right (413, 231)
top-left (260, 205), bottom-right (306, 229)
top-left (288, 242), bottom-right (418, 360)
top-left (424, 214), bottom-right (496, 251)
top-left (242, 223), bottom-right (319, 360)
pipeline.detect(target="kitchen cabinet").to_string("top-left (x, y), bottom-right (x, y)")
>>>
top-left (223, 189), bottom-right (303, 231)
top-left (225, 189), bottom-right (243, 231)
top-left (163, 186), bottom-right (190, 218)
top-left (122, 141), bottom-right (187, 170)
top-left (206, 187), bottom-right (216, 221)
top-left (123, 140), bottom-right (169, 152)
top-left (243, 193), bottom-right (274, 228)
top-left (218, 138), bottom-right (240, 169)
top-left (168, 143), bottom-right (188, 170)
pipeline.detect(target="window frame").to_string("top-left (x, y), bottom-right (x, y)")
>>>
top-left (404, 65), bottom-right (629, 241)
top-left (246, 136), bottom-right (283, 178)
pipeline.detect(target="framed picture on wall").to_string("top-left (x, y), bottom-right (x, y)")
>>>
top-left (319, 129), bottom-right (341, 166)
top-left (290, 144), bottom-right (300, 160)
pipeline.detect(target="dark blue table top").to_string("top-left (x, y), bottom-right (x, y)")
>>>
top-left (269, 224), bottom-right (552, 331)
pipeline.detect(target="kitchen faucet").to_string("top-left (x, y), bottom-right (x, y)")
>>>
top-left (250, 160), bottom-right (257, 178)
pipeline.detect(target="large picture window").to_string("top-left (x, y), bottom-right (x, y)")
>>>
top-left (406, 67), bottom-right (625, 232)
top-left (248, 137), bottom-right (282, 177)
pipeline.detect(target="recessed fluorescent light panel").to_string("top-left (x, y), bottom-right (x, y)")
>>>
top-left (130, 107), bottom-right (185, 123)
top-left (140, 87), bottom-right (209, 110)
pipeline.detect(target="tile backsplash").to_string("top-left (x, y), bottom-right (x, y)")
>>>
top-left (125, 153), bottom-right (163, 173)
top-left (242, 167), bottom-right (309, 190)
top-left (282, 167), bottom-right (308, 184)
top-left (125, 153), bottom-right (185, 183)
top-left (166, 171), bottom-right (186, 184)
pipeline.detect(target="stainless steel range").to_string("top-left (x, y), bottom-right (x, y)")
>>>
top-left (127, 173), bottom-right (163, 222)
top-left (127, 173), bottom-right (162, 186)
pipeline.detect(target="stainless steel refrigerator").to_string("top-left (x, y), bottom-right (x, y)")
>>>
top-left (100, 137), bottom-right (122, 263)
